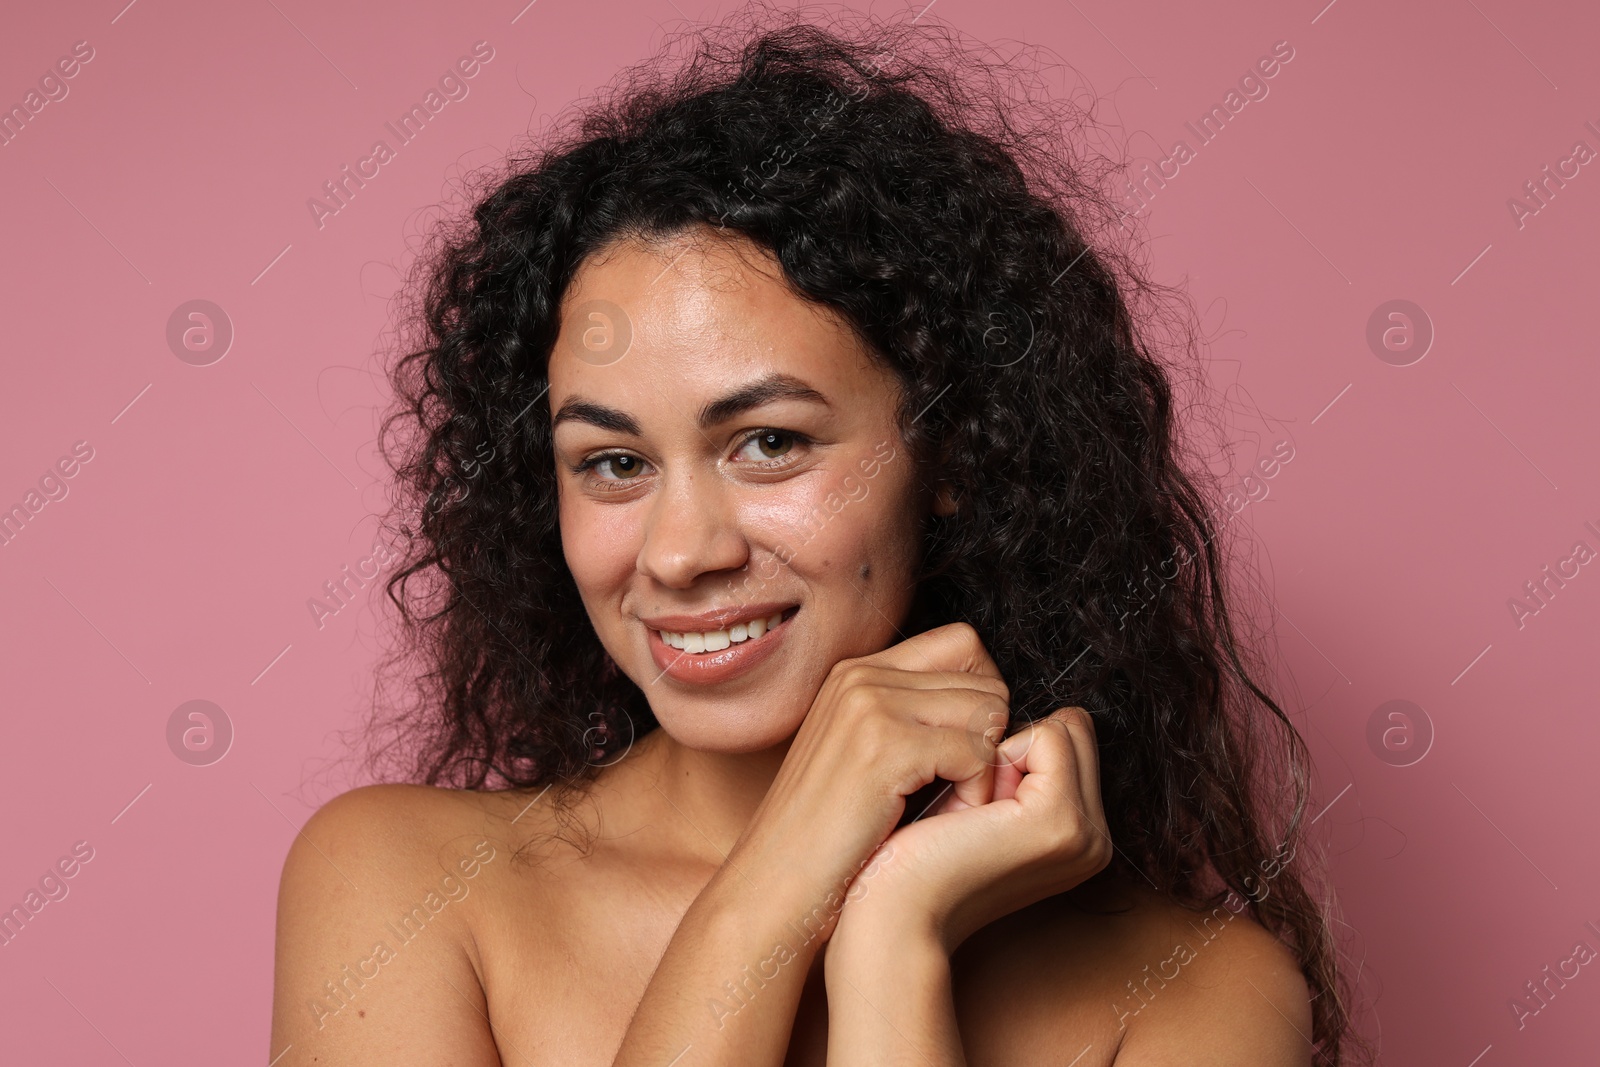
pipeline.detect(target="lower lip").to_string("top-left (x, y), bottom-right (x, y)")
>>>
top-left (647, 609), bottom-right (796, 685)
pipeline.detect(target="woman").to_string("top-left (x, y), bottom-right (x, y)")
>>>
top-left (270, 10), bottom-right (1362, 1066)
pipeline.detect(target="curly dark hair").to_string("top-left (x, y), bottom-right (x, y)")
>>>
top-left (362, 5), bottom-right (1366, 1062)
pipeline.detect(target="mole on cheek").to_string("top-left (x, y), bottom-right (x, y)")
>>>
top-left (859, 563), bottom-right (871, 580)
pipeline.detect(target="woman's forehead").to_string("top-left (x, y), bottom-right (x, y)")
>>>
top-left (549, 230), bottom-right (887, 407)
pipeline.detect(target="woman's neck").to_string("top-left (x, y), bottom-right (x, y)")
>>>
top-left (631, 726), bottom-right (795, 861)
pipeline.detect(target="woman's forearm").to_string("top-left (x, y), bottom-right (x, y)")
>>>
top-left (611, 860), bottom-right (843, 1067)
top-left (824, 919), bottom-right (966, 1067)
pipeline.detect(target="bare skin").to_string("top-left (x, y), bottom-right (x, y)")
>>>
top-left (270, 225), bottom-right (1313, 1066)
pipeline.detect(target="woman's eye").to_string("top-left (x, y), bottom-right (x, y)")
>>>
top-left (736, 431), bottom-right (800, 463)
top-left (578, 453), bottom-right (647, 481)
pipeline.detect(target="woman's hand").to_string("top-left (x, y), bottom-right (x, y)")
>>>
top-left (830, 705), bottom-right (1113, 957)
top-left (725, 621), bottom-right (1015, 921)
top-left (609, 622), bottom-right (1017, 1067)
top-left (820, 705), bottom-right (1110, 1066)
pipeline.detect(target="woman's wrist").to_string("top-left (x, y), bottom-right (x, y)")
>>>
top-left (826, 891), bottom-right (949, 979)
top-left (824, 912), bottom-right (965, 1067)
top-left (612, 850), bottom-right (843, 1065)
top-left (696, 849), bottom-right (855, 966)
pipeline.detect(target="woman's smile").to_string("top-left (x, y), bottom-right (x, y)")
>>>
top-left (644, 604), bottom-right (802, 685)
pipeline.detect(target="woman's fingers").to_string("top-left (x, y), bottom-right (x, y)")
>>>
top-left (830, 661), bottom-right (1010, 696)
top-left (999, 707), bottom-right (1092, 783)
top-left (862, 621), bottom-right (1009, 690)
top-left (851, 706), bottom-right (1112, 952)
top-left (996, 708), bottom-right (1112, 871)
top-left (998, 711), bottom-right (1075, 806)
top-left (830, 670), bottom-right (1008, 811)
top-left (991, 749), bottom-right (1025, 804)
top-left (1017, 708), bottom-right (1102, 812)
top-left (1059, 707), bottom-right (1106, 827)
top-left (762, 622), bottom-right (1018, 891)
top-left (924, 702), bottom-right (1001, 810)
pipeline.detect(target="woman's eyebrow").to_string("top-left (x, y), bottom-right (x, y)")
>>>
top-left (698, 373), bottom-right (829, 426)
top-left (551, 372), bottom-right (830, 435)
top-left (550, 398), bottom-right (642, 436)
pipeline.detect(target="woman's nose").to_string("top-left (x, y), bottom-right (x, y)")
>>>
top-left (635, 470), bottom-right (749, 588)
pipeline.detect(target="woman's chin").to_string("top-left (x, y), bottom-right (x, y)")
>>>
top-left (650, 710), bottom-right (807, 756)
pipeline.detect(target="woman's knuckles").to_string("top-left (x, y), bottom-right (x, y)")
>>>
top-left (1003, 787), bottom-right (1106, 861)
top-left (851, 714), bottom-right (902, 768)
top-left (1051, 816), bottom-right (1113, 875)
top-left (1088, 834), bottom-right (1114, 874)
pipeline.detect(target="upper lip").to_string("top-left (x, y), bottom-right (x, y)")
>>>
top-left (639, 601), bottom-right (796, 632)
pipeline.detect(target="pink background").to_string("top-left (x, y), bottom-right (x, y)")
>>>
top-left (2, 0), bottom-right (1596, 1062)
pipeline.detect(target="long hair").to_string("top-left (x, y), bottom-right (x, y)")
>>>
top-left (363, 6), bottom-right (1364, 1062)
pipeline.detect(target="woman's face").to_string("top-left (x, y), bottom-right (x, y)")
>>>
top-left (548, 226), bottom-right (942, 754)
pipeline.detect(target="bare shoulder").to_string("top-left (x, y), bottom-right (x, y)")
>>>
top-left (283, 782), bottom-right (512, 869)
top-left (276, 783), bottom-right (523, 940)
top-left (269, 783), bottom-right (535, 1067)
top-left (1096, 884), bottom-right (1314, 1065)
top-left (952, 880), bottom-right (1313, 1067)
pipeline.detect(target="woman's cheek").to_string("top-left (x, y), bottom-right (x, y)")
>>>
top-left (560, 494), bottom-right (640, 585)
top-left (742, 473), bottom-right (874, 574)
top-left (775, 469), bottom-right (915, 591)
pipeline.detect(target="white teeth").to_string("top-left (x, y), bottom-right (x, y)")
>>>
top-left (658, 611), bottom-right (786, 653)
